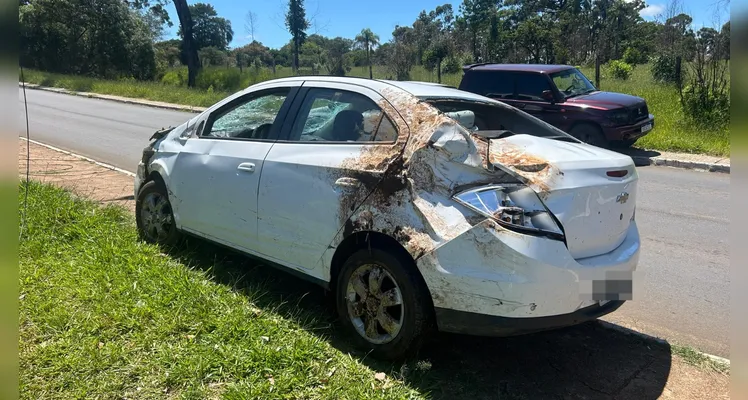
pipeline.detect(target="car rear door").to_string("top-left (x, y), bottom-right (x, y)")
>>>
top-left (168, 83), bottom-right (300, 252)
top-left (255, 81), bottom-right (404, 279)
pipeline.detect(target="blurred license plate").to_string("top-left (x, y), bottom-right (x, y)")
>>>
top-left (641, 123), bottom-right (652, 133)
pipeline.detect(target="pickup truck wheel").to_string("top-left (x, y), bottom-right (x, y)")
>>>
top-left (136, 180), bottom-right (180, 246)
top-left (570, 124), bottom-right (608, 148)
top-left (336, 248), bottom-right (432, 361)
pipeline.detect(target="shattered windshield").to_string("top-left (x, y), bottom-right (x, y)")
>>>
top-left (550, 68), bottom-right (597, 99)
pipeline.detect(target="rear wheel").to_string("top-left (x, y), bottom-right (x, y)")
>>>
top-left (569, 124), bottom-right (608, 148)
top-left (136, 179), bottom-right (180, 246)
top-left (335, 248), bottom-right (432, 360)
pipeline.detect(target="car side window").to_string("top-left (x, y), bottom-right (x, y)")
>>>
top-left (203, 90), bottom-right (289, 140)
top-left (287, 88), bottom-right (396, 143)
top-left (515, 74), bottom-right (553, 102)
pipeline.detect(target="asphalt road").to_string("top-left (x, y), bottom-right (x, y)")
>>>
top-left (18, 88), bottom-right (731, 358)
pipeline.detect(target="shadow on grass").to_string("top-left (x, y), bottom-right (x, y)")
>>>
top-left (166, 236), bottom-right (671, 400)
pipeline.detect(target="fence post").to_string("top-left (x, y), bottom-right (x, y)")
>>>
top-left (595, 54), bottom-right (601, 89)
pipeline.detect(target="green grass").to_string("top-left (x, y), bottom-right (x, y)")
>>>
top-left (578, 64), bottom-right (730, 157)
top-left (19, 181), bottom-right (729, 398)
top-left (18, 181), bottom-right (422, 399)
top-left (671, 344), bottom-right (730, 374)
top-left (21, 63), bottom-right (729, 156)
top-left (20, 69), bottom-right (231, 108)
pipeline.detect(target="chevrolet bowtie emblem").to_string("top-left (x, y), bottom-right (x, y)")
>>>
top-left (616, 192), bottom-right (630, 204)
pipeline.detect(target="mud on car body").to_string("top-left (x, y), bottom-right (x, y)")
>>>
top-left (135, 76), bottom-right (639, 360)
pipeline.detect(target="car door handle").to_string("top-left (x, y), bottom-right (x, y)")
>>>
top-left (335, 177), bottom-right (361, 188)
top-left (237, 162), bottom-right (255, 173)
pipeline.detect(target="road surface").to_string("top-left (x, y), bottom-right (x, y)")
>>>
top-left (18, 88), bottom-right (731, 358)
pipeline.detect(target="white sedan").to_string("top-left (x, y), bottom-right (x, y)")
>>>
top-left (134, 76), bottom-right (639, 360)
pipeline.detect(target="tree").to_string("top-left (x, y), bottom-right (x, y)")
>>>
top-left (387, 25), bottom-right (417, 80)
top-left (719, 21), bottom-right (730, 60)
top-left (20, 0), bottom-right (158, 79)
top-left (285, 0), bottom-right (309, 72)
top-left (354, 28), bottom-right (380, 79)
top-left (181, 3), bottom-right (233, 50)
top-left (245, 10), bottom-right (257, 42)
top-left (172, 0), bottom-right (200, 87)
top-left (325, 37), bottom-right (353, 76)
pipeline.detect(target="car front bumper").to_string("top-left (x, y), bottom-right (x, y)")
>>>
top-left (134, 161), bottom-right (146, 200)
top-left (416, 219), bottom-right (639, 337)
top-left (606, 114), bottom-right (655, 141)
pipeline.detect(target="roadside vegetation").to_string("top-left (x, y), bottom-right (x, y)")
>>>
top-left (21, 61), bottom-right (730, 157)
top-left (19, 0), bottom-right (730, 157)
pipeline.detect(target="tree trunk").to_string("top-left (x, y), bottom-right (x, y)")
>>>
top-left (367, 46), bottom-right (373, 79)
top-left (293, 38), bottom-right (300, 73)
top-left (437, 59), bottom-right (442, 83)
top-left (173, 0), bottom-right (200, 87)
top-left (472, 30), bottom-right (477, 62)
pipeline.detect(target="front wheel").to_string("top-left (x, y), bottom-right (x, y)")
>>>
top-left (569, 124), bottom-right (608, 148)
top-left (135, 179), bottom-right (181, 246)
top-left (335, 248), bottom-right (433, 360)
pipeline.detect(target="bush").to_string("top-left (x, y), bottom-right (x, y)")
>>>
top-left (160, 69), bottom-right (187, 86)
top-left (442, 56), bottom-right (462, 75)
top-left (622, 47), bottom-right (647, 65)
top-left (681, 84), bottom-right (730, 129)
top-left (607, 60), bottom-right (632, 80)
top-left (195, 67), bottom-right (242, 92)
top-left (651, 55), bottom-right (680, 84)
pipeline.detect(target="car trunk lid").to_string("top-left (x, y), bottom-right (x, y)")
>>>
top-left (488, 134), bottom-right (638, 259)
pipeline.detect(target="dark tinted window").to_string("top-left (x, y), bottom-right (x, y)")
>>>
top-left (462, 71), bottom-right (515, 99)
top-left (514, 73), bottom-right (552, 101)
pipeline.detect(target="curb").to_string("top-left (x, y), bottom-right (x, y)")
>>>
top-left (597, 320), bottom-right (730, 368)
top-left (630, 155), bottom-right (730, 174)
top-left (20, 137), bottom-right (136, 177)
top-left (18, 82), bottom-right (206, 113)
top-left (18, 82), bottom-right (730, 174)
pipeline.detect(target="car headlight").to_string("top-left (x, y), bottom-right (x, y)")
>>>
top-left (609, 109), bottom-right (630, 124)
top-left (453, 184), bottom-right (564, 240)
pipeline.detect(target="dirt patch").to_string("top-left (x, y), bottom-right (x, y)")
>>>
top-left (18, 140), bottom-right (135, 212)
top-left (488, 140), bottom-right (559, 195)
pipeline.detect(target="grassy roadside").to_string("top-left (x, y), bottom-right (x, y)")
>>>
top-left (18, 181), bottom-right (420, 399)
top-left (20, 65), bottom-right (728, 157)
top-left (20, 69), bottom-right (230, 108)
top-left (18, 179), bottom-right (730, 398)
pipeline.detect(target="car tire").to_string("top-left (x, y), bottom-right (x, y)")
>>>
top-left (135, 179), bottom-right (181, 246)
top-left (569, 124), bottom-right (608, 148)
top-left (335, 248), bottom-right (433, 361)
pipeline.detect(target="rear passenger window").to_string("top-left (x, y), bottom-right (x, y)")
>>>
top-left (287, 88), bottom-right (397, 143)
top-left (462, 71), bottom-right (514, 99)
top-left (514, 74), bottom-right (553, 102)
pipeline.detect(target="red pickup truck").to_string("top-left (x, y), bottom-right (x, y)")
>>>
top-left (458, 63), bottom-right (655, 148)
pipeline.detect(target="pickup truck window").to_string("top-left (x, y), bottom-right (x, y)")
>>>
top-left (461, 71), bottom-right (515, 99)
top-left (550, 68), bottom-right (597, 98)
top-left (514, 73), bottom-right (553, 102)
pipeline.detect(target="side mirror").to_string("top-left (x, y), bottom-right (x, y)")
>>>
top-left (541, 90), bottom-right (555, 103)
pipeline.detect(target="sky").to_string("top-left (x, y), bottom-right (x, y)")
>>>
top-left (161, 0), bottom-right (731, 50)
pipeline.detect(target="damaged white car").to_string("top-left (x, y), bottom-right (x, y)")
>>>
top-left (134, 77), bottom-right (639, 360)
